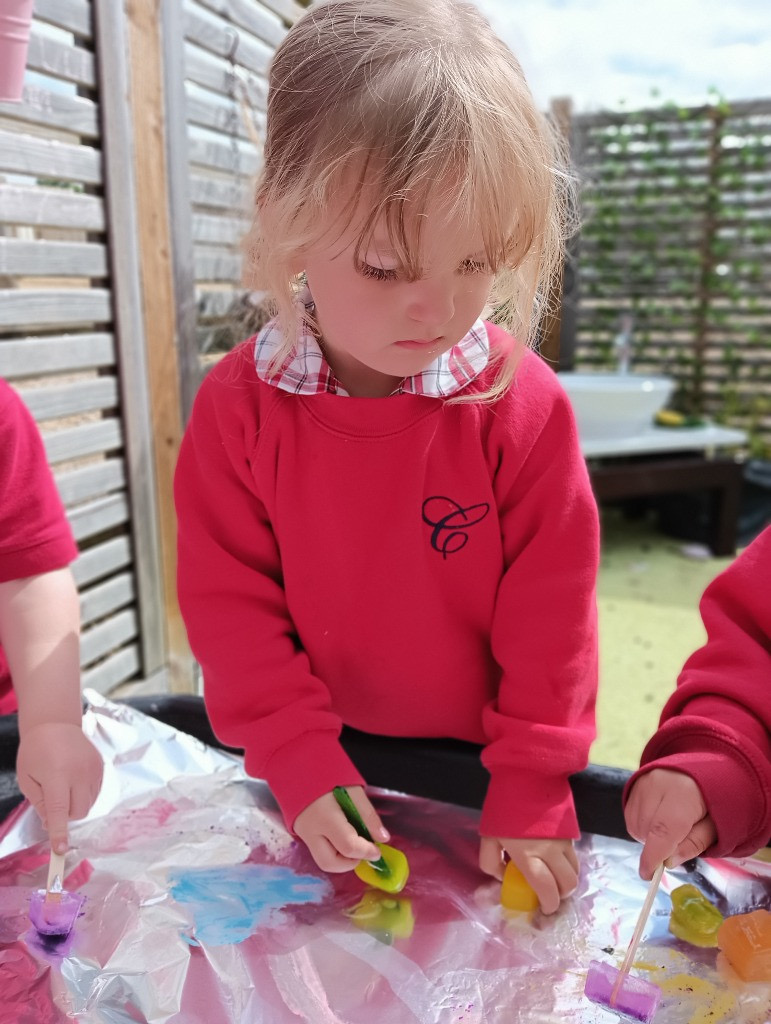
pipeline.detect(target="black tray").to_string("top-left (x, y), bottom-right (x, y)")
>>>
top-left (0, 695), bottom-right (633, 842)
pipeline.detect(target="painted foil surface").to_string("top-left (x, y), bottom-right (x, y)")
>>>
top-left (0, 693), bottom-right (768, 1024)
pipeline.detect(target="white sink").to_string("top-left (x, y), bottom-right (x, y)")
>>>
top-left (559, 372), bottom-right (675, 441)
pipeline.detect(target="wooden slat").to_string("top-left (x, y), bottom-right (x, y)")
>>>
top-left (196, 287), bottom-right (243, 319)
top-left (192, 212), bottom-right (249, 245)
top-left (81, 609), bottom-right (138, 664)
top-left (0, 289), bottom-right (111, 329)
top-left (0, 238), bottom-right (107, 278)
top-left (81, 645), bottom-right (140, 694)
top-left (18, 377), bottom-right (119, 421)
top-left (0, 185), bottom-right (105, 230)
top-left (184, 82), bottom-right (265, 142)
top-left (72, 537), bottom-right (132, 588)
top-left (43, 419), bottom-right (123, 465)
top-left (123, 0), bottom-right (192, 687)
top-left (184, 41), bottom-right (267, 108)
top-left (184, 0), bottom-right (272, 78)
top-left (0, 85), bottom-right (99, 138)
top-left (194, 0), bottom-right (287, 49)
top-left (33, 0), bottom-right (93, 39)
top-left (80, 574), bottom-right (136, 628)
top-left (189, 172), bottom-right (252, 211)
top-left (188, 132), bottom-right (260, 175)
top-left (55, 459), bottom-right (126, 507)
top-left (0, 129), bottom-right (102, 184)
top-left (194, 246), bottom-right (242, 281)
top-left (68, 493), bottom-right (130, 542)
top-left (0, 334), bottom-right (115, 377)
top-left (258, 0), bottom-right (304, 26)
top-left (27, 27), bottom-right (96, 88)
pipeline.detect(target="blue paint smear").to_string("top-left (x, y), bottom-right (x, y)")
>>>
top-left (168, 864), bottom-right (331, 946)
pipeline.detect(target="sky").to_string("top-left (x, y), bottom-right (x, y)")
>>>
top-left (474, 0), bottom-right (771, 113)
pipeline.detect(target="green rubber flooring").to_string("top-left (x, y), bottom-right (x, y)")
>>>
top-left (590, 509), bottom-right (734, 771)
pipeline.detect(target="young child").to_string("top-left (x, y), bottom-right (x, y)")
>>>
top-left (0, 379), bottom-right (103, 853)
top-left (175, 0), bottom-right (599, 915)
top-left (625, 525), bottom-right (771, 880)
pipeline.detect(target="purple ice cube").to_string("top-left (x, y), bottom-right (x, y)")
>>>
top-left (29, 888), bottom-right (85, 937)
top-left (584, 959), bottom-right (661, 1023)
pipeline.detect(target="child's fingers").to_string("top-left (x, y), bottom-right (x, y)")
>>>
top-left (348, 786), bottom-right (390, 843)
top-left (518, 857), bottom-right (560, 916)
top-left (478, 836), bottom-right (505, 880)
top-left (39, 777), bottom-right (70, 855)
top-left (306, 833), bottom-right (362, 873)
top-left (669, 816), bottom-right (717, 868)
top-left (325, 813), bottom-right (381, 863)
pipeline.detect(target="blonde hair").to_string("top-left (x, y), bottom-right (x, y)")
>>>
top-left (245, 0), bottom-right (574, 400)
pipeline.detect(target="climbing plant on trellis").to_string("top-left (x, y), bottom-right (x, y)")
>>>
top-left (571, 94), bottom-right (771, 456)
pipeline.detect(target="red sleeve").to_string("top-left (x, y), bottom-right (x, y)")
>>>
top-left (479, 348), bottom-right (600, 839)
top-left (174, 354), bottom-right (364, 830)
top-left (625, 525), bottom-right (771, 857)
top-left (0, 380), bottom-right (77, 581)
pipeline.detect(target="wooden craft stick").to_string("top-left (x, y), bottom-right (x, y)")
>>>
top-left (610, 863), bottom-right (665, 1006)
top-left (46, 849), bottom-right (66, 895)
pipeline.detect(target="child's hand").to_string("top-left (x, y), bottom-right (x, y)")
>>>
top-left (294, 786), bottom-right (389, 873)
top-left (479, 836), bottom-right (578, 915)
top-left (624, 768), bottom-right (716, 880)
top-left (16, 722), bottom-right (103, 854)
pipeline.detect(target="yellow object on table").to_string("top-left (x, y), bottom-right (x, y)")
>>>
top-left (668, 884), bottom-right (723, 947)
top-left (354, 843), bottom-right (410, 894)
top-left (501, 861), bottom-right (539, 912)
top-left (347, 890), bottom-right (415, 941)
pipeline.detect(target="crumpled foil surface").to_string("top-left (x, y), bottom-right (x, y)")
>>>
top-left (0, 692), bottom-right (769, 1024)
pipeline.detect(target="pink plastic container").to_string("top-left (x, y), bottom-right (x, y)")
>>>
top-left (0, 0), bottom-right (34, 102)
top-left (29, 888), bottom-right (85, 937)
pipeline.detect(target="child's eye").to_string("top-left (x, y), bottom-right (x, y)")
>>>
top-left (359, 262), bottom-right (399, 282)
top-left (459, 258), bottom-right (490, 275)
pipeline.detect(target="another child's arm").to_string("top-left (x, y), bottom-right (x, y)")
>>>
top-left (624, 525), bottom-right (771, 877)
top-left (3, 569), bottom-right (103, 853)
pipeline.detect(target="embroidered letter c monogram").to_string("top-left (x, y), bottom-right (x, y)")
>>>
top-left (422, 496), bottom-right (490, 559)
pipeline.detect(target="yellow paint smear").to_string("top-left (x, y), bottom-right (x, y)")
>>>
top-left (659, 973), bottom-right (735, 1024)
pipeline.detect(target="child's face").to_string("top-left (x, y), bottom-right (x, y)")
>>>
top-left (302, 194), bottom-right (495, 397)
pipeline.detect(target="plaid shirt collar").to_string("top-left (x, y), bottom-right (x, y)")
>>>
top-left (253, 289), bottom-right (490, 398)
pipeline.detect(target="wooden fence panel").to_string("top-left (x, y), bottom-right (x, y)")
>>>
top-left (0, 0), bottom-right (163, 699)
top-left (571, 98), bottom-right (771, 455)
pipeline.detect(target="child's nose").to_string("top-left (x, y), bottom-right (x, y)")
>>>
top-left (405, 279), bottom-right (455, 327)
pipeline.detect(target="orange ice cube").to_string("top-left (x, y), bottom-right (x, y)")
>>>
top-left (717, 909), bottom-right (771, 982)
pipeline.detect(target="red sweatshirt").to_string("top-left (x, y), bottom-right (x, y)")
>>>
top-left (0, 380), bottom-right (78, 714)
top-left (174, 325), bottom-right (600, 838)
top-left (627, 525), bottom-right (771, 857)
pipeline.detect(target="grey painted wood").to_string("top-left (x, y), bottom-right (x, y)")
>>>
top-left (81, 645), bottom-right (140, 694)
top-left (33, 0), bottom-right (93, 39)
top-left (0, 289), bottom-right (111, 329)
top-left (163, 0), bottom-right (203, 424)
top-left (18, 377), bottom-right (119, 421)
top-left (80, 573), bottom-right (136, 628)
top-left (81, 608), bottom-right (137, 664)
top-left (68, 493), bottom-right (130, 543)
top-left (184, 41), bottom-right (267, 108)
top-left (196, 287), bottom-right (242, 320)
top-left (194, 0), bottom-right (286, 49)
top-left (184, 0), bottom-right (272, 78)
top-left (189, 172), bottom-right (252, 211)
top-left (42, 418), bottom-right (123, 465)
top-left (192, 212), bottom-right (249, 245)
top-left (0, 130), bottom-right (102, 185)
top-left (71, 537), bottom-right (132, 588)
top-left (0, 239), bottom-right (107, 278)
top-left (0, 334), bottom-right (115, 378)
top-left (27, 28), bottom-right (96, 88)
top-left (55, 458), bottom-right (126, 507)
top-left (194, 247), bottom-right (242, 281)
top-left (188, 132), bottom-right (260, 175)
top-left (94, 0), bottom-right (167, 675)
top-left (185, 83), bottom-right (265, 142)
top-left (0, 185), bottom-right (105, 230)
top-left (258, 0), bottom-right (303, 26)
top-left (0, 85), bottom-right (99, 138)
